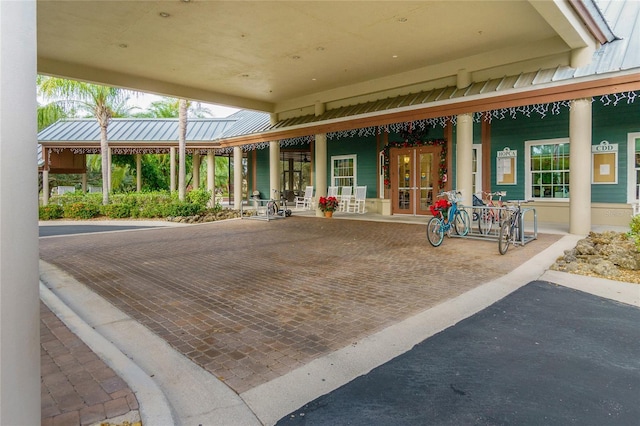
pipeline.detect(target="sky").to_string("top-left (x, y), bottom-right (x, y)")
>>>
top-left (128, 92), bottom-right (240, 118)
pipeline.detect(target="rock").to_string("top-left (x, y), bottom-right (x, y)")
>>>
top-left (575, 238), bottom-right (596, 255)
top-left (549, 231), bottom-right (640, 282)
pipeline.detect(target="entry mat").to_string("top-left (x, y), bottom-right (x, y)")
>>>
top-left (276, 281), bottom-right (640, 426)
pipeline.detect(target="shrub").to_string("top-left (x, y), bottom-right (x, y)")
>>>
top-left (63, 202), bottom-right (100, 219)
top-left (187, 189), bottom-right (212, 207)
top-left (39, 204), bottom-right (64, 220)
top-left (102, 203), bottom-right (132, 218)
top-left (164, 202), bottom-right (204, 217)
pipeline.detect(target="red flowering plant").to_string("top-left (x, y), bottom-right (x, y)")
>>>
top-left (318, 196), bottom-right (339, 212)
top-left (429, 198), bottom-right (451, 219)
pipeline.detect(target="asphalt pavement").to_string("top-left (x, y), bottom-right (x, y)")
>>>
top-left (275, 280), bottom-right (640, 425)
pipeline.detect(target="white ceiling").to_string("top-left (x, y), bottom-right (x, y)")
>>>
top-left (37, 0), bottom-right (598, 118)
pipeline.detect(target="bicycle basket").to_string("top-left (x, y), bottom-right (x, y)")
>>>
top-left (447, 191), bottom-right (463, 203)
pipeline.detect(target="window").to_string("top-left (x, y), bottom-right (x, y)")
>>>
top-left (526, 139), bottom-right (570, 200)
top-left (331, 155), bottom-right (357, 188)
top-left (626, 133), bottom-right (640, 203)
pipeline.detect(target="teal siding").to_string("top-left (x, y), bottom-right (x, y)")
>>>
top-left (254, 148), bottom-right (270, 199)
top-left (449, 120), bottom-right (481, 189)
top-left (592, 100), bottom-right (640, 203)
top-left (327, 135), bottom-right (378, 198)
top-left (490, 110), bottom-right (569, 200)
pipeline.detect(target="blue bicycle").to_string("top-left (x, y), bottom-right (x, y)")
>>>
top-left (427, 190), bottom-right (470, 247)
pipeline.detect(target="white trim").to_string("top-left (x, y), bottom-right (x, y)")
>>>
top-left (525, 137), bottom-right (570, 201)
top-left (379, 151), bottom-right (385, 199)
top-left (627, 132), bottom-right (640, 204)
top-left (472, 144), bottom-right (482, 194)
top-left (330, 154), bottom-right (357, 188)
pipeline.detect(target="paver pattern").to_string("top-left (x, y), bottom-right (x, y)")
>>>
top-left (40, 302), bottom-right (139, 426)
top-left (39, 217), bottom-right (560, 394)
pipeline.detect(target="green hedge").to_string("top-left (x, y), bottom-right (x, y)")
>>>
top-left (39, 204), bottom-right (64, 220)
top-left (41, 190), bottom-right (214, 220)
top-left (63, 202), bottom-right (100, 219)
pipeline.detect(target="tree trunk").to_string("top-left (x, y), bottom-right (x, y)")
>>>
top-left (178, 99), bottom-right (187, 201)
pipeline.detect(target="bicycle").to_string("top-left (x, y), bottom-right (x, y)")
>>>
top-left (426, 190), bottom-right (470, 247)
top-left (498, 200), bottom-right (532, 255)
top-left (266, 189), bottom-right (292, 218)
top-left (477, 191), bottom-right (506, 235)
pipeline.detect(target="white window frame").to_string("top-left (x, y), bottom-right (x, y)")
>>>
top-left (331, 154), bottom-right (357, 188)
top-left (627, 132), bottom-right (640, 203)
top-left (472, 143), bottom-right (482, 195)
top-left (525, 138), bottom-right (570, 201)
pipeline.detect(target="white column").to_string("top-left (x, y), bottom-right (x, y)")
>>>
top-left (269, 140), bottom-right (280, 200)
top-left (233, 146), bottom-right (243, 209)
top-left (569, 98), bottom-right (592, 234)
top-left (0, 1), bottom-right (41, 423)
top-left (207, 150), bottom-right (215, 206)
top-left (315, 134), bottom-right (327, 216)
top-left (192, 152), bottom-right (200, 190)
top-left (456, 113), bottom-right (474, 207)
top-left (170, 147), bottom-right (176, 192)
top-left (107, 147), bottom-right (113, 193)
top-left (136, 153), bottom-right (142, 192)
top-left (42, 169), bottom-right (50, 206)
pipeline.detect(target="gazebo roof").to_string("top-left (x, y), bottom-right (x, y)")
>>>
top-left (38, 117), bottom-right (238, 143)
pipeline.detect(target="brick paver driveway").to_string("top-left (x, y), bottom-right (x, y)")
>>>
top-left (39, 217), bottom-right (560, 394)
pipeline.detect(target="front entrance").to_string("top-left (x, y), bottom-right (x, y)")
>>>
top-left (390, 146), bottom-right (441, 215)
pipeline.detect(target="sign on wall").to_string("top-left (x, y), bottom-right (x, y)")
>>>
top-left (592, 140), bottom-right (618, 184)
top-left (496, 147), bottom-right (517, 185)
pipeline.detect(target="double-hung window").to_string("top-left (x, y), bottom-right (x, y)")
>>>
top-left (331, 155), bottom-right (357, 188)
top-left (526, 138), bottom-right (570, 200)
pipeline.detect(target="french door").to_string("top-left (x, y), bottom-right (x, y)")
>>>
top-left (390, 146), bottom-right (441, 215)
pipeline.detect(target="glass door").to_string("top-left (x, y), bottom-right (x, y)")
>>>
top-left (416, 146), bottom-right (439, 215)
top-left (391, 146), bottom-right (440, 215)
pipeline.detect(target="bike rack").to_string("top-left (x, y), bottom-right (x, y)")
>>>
top-left (454, 204), bottom-right (538, 245)
top-left (241, 198), bottom-right (287, 221)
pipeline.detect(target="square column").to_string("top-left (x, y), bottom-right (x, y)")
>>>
top-left (569, 98), bottom-right (592, 234)
top-left (207, 151), bottom-right (216, 206)
top-left (233, 146), bottom-right (243, 209)
top-left (456, 113), bottom-right (474, 207)
top-left (192, 152), bottom-right (200, 190)
top-left (170, 147), bottom-right (176, 192)
top-left (0, 1), bottom-right (41, 423)
top-left (269, 141), bottom-right (280, 200)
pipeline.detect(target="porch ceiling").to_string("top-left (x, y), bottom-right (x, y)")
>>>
top-left (37, 0), bottom-right (602, 118)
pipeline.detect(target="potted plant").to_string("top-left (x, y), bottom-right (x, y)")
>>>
top-left (318, 196), bottom-right (339, 217)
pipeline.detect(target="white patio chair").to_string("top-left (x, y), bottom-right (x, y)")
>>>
top-left (327, 186), bottom-right (339, 197)
top-left (348, 185), bottom-right (367, 214)
top-left (295, 186), bottom-right (314, 209)
top-left (338, 186), bottom-right (352, 212)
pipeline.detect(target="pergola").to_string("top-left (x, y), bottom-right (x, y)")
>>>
top-left (1, 0), bottom-right (635, 423)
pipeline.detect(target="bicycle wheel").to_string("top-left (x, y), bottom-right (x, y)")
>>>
top-left (498, 221), bottom-right (511, 255)
top-left (478, 210), bottom-right (492, 235)
top-left (453, 209), bottom-right (470, 236)
top-left (426, 217), bottom-right (445, 247)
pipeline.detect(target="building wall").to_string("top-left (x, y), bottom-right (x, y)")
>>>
top-left (327, 135), bottom-right (378, 198)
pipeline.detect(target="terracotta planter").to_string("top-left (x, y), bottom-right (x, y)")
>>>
top-left (324, 211), bottom-right (333, 218)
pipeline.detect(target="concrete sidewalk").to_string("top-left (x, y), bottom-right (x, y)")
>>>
top-left (39, 217), bottom-right (637, 425)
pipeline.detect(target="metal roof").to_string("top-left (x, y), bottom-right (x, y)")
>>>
top-left (38, 118), bottom-right (237, 143)
top-left (37, 0), bottom-right (640, 149)
top-left (236, 0), bottom-right (640, 137)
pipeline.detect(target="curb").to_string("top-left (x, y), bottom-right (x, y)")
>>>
top-left (40, 282), bottom-right (175, 426)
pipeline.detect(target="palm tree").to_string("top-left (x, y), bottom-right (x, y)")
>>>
top-left (37, 76), bottom-right (136, 204)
